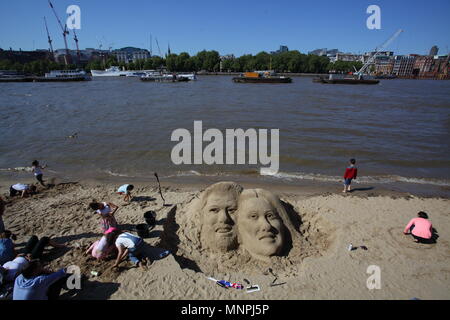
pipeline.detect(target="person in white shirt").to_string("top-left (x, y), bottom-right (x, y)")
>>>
top-left (9, 184), bottom-right (37, 198)
top-left (110, 230), bottom-right (147, 268)
top-left (117, 184), bottom-right (134, 202)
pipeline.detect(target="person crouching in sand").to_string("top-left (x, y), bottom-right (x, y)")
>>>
top-left (109, 229), bottom-right (148, 269)
top-left (117, 184), bottom-right (134, 202)
top-left (403, 211), bottom-right (434, 244)
top-left (9, 184), bottom-right (37, 198)
top-left (85, 227), bottom-right (118, 260)
top-left (343, 158), bottom-right (357, 193)
top-left (89, 200), bottom-right (119, 233)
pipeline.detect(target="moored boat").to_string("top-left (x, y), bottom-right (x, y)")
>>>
top-left (313, 74), bottom-right (379, 85)
top-left (34, 70), bottom-right (91, 82)
top-left (232, 71), bottom-right (292, 83)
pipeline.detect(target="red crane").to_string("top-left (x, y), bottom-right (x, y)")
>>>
top-left (48, 0), bottom-right (70, 65)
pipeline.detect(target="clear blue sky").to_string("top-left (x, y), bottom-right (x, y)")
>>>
top-left (1, 0), bottom-right (449, 56)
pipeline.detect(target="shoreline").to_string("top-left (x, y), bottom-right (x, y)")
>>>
top-left (2, 170), bottom-right (450, 200)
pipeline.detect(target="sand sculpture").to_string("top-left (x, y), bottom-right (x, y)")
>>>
top-left (194, 182), bottom-right (299, 261)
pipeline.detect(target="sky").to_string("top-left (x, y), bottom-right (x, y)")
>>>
top-left (0, 0), bottom-right (449, 56)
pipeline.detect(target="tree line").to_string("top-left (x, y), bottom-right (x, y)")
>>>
top-left (0, 50), bottom-right (363, 75)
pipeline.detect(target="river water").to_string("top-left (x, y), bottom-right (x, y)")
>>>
top-left (1, 76), bottom-right (449, 193)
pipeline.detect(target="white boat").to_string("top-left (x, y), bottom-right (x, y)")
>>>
top-left (177, 73), bottom-right (197, 81)
top-left (34, 70), bottom-right (91, 82)
top-left (126, 71), bottom-right (147, 77)
top-left (91, 66), bottom-right (132, 77)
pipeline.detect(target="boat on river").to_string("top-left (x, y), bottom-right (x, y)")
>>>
top-left (313, 74), bottom-right (379, 85)
top-left (34, 70), bottom-right (91, 82)
top-left (233, 71), bottom-right (292, 83)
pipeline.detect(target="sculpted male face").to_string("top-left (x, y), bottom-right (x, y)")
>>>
top-left (200, 190), bottom-right (239, 252)
top-left (237, 196), bottom-right (284, 260)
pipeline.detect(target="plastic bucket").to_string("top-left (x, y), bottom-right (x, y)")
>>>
top-left (144, 210), bottom-right (156, 227)
top-left (136, 223), bottom-right (149, 238)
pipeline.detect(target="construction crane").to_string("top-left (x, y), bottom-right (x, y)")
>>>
top-left (355, 29), bottom-right (403, 78)
top-left (43, 17), bottom-right (54, 59)
top-left (155, 37), bottom-right (162, 56)
top-left (73, 29), bottom-right (81, 63)
top-left (48, 0), bottom-right (70, 65)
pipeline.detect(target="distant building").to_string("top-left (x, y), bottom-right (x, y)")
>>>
top-left (112, 47), bottom-right (150, 63)
top-left (392, 55), bottom-right (416, 76)
top-left (309, 48), bottom-right (339, 56)
top-left (270, 45), bottom-right (289, 55)
top-left (429, 45), bottom-right (439, 56)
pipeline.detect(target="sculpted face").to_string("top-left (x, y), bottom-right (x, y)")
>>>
top-left (237, 197), bottom-right (284, 260)
top-left (201, 191), bottom-right (238, 251)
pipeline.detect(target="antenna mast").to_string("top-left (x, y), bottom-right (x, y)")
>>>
top-left (48, 0), bottom-right (70, 65)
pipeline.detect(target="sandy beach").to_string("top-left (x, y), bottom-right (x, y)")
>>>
top-left (1, 177), bottom-right (449, 300)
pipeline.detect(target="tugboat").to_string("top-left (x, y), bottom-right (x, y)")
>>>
top-left (232, 71), bottom-right (292, 83)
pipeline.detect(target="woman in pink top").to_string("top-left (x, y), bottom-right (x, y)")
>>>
top-left (403, 211), bottom-right (433, 243)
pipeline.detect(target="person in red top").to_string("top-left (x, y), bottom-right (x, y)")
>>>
top-left (343, 158), bottom-right (357, 193)
top-left (403, 211), bottom-right (434, 243)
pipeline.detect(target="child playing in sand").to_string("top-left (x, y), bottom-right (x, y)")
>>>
top-left (109, 229), bottom-right (147, 268)
top-left (9, 184), bottom-right (37, 198)
top-left (117, 184), bottom-right (134, 202)
top-left (89, 201), bottom-right (119, 233)
top-left (85, 227), bottom-right (118, 260)
top-left (403, 211), bottom-right (434, 244)
top-left (343, 158), bottom-right (358, 193)
top-left (31, 160), bottom-right (47, 187)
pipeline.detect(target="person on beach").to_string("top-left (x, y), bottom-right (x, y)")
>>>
top-left (2, 256), bottom-right (30, 283)
top-left (85, 227), bottom-right (118, 260)
top-left (343, 158), bottom-right (358, 193)
top-left (9, 184), bottom-right (37, 198)
top-left (89, 201), bottom-right (119, 233)
top-left (117, 184), bottom-right (134, 202)
top-left (0, 197), bottom-right (5, 233)
top-left (1, 236), bottom-right (64, 284)
top-left (0, 231), bottom-right (16, 265)
top-left (31, 160), bottom-right (47, 187)
top-left (13, 260), bottom-right (70, 300)
top-left (110, 229), bottom-right (147, 268)
top-left (23, 235), bottom-right (66, 260)
top-left (403, 211), bottom-right (434, 244)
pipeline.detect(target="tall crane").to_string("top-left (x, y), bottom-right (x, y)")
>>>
top-left (48, 0), bottom-right (70, 65)
top-left (155, 37), bottom-right (162, 56)
top-left (355, 29), bottom-right (403, 78)
top-left (73, 29), bottom-right (81, 63)
top-left (43, 17), bottom-right (54, 59)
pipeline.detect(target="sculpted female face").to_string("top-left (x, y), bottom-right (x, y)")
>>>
top-left (201, 191), bottom-right (238, 251)
top-left (237, 196), bottom-right (284, 260)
